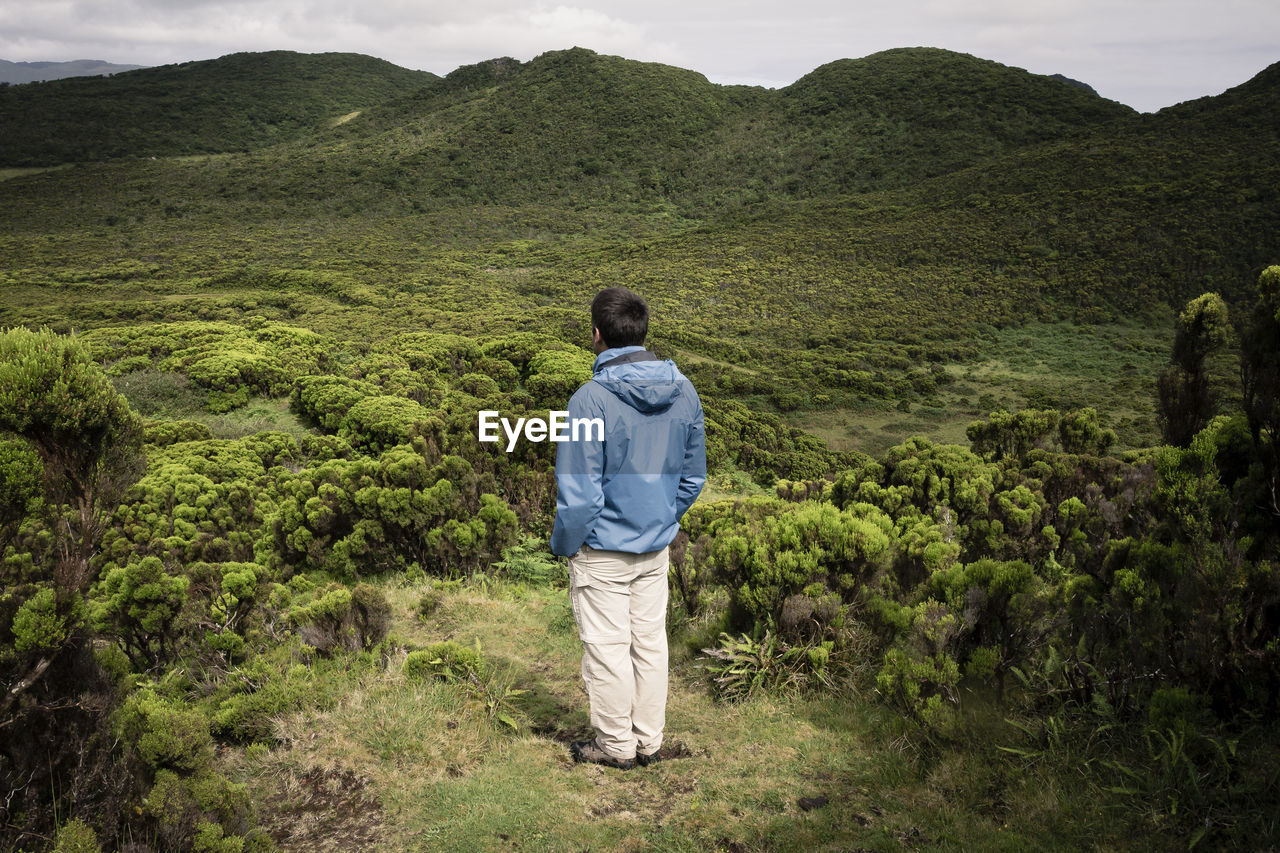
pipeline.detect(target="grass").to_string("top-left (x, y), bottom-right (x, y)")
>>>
top-left (785, 317), bottom-right (1174, 455)
top-left (221, 575), bottom-right (1172, 852)
top-left (194, 397), bottom-right (313, 440)
top-left (111, 368), bottom-right (314, 439)
top-left (0, 165), bottom-right (70, 182)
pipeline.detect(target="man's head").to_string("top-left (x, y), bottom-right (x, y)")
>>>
top-left (591, 287), bottom-right (648, 353)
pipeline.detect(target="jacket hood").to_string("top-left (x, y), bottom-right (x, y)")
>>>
top-left (592, 348), bottom-right (685, 413)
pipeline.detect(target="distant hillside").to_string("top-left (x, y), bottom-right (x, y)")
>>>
top-left (0, 47), bottom-right (1274, 321)
top-left (0, 58), bottom-right (146, 84)
top-left (311, 46), bottom-right (1134, 207)
top-left (706, 47), bottom-right (1135, 198)
top-left (0, 51), bottom-right (435, 165)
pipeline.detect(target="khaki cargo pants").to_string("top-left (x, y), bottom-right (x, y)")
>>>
top-left (567, 544), bottom-right (669, 761)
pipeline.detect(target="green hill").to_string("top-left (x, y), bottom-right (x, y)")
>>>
top-left (0, 46), bottom-right (1275, 376)
top-left (735, 47), bottom-right (1135, 195)
top-left (318, 46), bottom-right (1135, 206)
top-left (0, 50), bottom-right (435, 165)
top-left (0, 46), bottom-right (1140, 205)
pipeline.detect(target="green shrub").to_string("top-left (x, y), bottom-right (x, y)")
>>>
top-left (92, 556), bottom-right (191, 670)
top-left (145, 418), bottom-right (215, 446)
top-left (417, 588), bottom-right (444, 619)
top-left (142, 768), bottom-right (257, 853)
top-left (52, 818), bottom-right (102, 853)
top-left (404, 640), bottom-right (488, 682)
top-left (11, 587), bottom-right (71, 653)
top-left (116, 688), bottom-right (214, 772)
top-left (699, 630), bottom-right (832, 701)
top-left (211, 659), bottom-right (310, 744)
top-left (282, 580), bottom-right (389, 657)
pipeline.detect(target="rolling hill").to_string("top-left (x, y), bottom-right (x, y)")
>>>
top-left (0, 46), bottom-right (1276, 412)
top-left (0, 51), bottom-right (435, 165)
top-left (0, 58), bottom-right (147, 84)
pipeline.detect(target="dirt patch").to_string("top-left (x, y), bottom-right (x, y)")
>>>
top-left (257, 766), bottom-right (382, 852)
top-left (648, 740), bottom-right (699, 762)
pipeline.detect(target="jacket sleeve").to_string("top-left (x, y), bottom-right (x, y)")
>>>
top-left (674, 392), bottom-right (707, 522)
top-left (549, 387), bottom-right (606, 557)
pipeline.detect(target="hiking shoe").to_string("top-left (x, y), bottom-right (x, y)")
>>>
top-left (570, 739), bottom-right (635, 770)
top-left (635, 749), bottom-right (662, 768)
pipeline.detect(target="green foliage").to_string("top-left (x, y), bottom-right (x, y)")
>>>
top-left (1058, 407), bottom-right (1116, 455)
top-left (699, 630), bottom-right (833, 701)
top-left (92, 556), bottom-right (190, 670)
top-left (404, 639), bottom-right (488, 682)
top-left (489, 536), bottom-right (566, 587)
top-left (683, 496), bottom-right (893, 642)
top-left (266, 442), bottom-right (519, 579)
top-left (88, 321), bottom-right (332, 409)
top-left (0, 330), bottom-right (145, 554)
top-left (145, 418), bottom-right (216, 446)
top-left (1240, 265), bottom-right (1280, 524)
top-left (967, 409), bottom-right (1061, 461)
top-left (1158, 292), bottom-right (1231, 446)
top-left (286, 581), bottom-right (390, 656)
top-left (208, 657), bottom-right (313, 744)
top-left (142, 768), bottom-right (260, 853)
top-left (0, 326), bottom-right (145, 767)
top-left (525, 349), bottom-right (594, 408)
top-left (10, 587), bottom-right (68, 653)
top-left (0, 436), bottom-right (42, 542)
top-left (51, 819), bottom-right (102, 853)
top-left (116, 687), bottom-right (215, 772)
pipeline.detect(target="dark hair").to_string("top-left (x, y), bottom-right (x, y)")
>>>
top-left (591, 287), bottom-right (648, 348)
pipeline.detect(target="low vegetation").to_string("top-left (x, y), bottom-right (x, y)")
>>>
top-left (0, 45), bottom-right (1277, 851)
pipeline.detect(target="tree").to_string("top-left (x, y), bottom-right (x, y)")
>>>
top-left (1240, 266), bottom-right (1280, 520)
top-left (1157, 292), bottom-right (1230, 447)
top-left (0, 327), bottom-right (144, 724)
top-left (0, 328), bottom-right (145, 847)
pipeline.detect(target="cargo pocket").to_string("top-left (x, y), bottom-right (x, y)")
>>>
top-left (567, 548), bottom-right (630, 644)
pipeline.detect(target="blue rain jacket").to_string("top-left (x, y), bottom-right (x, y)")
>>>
top-left (549, 345), bottom-right (706, 556)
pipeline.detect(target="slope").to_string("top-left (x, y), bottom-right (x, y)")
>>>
top-left (0, 51), bottom-right (436, 166)
top-left (687, 47), bottom-right (1136, 202)
top-left (0, 48), bottom-right (1274, 344)
top-left (314, 47), bottom-right (1135, 209)
top-left (0, 58), bottom-right (147, 84)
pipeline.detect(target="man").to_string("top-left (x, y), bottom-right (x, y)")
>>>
top-left (550, 287), bottom-right (706, 770)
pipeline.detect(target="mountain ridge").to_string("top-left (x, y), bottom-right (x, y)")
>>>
top-left (0, 58), bottom-right (147, 84)
top-left (0, 51), bottom-right (435, 165)
top-left (0, 46), bottom-right (1275, 323)
top-left (0, 46), bottom-right (1135, 170)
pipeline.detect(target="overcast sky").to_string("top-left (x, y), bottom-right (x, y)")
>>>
top-left (1, 1), bottom-right (1276, 113)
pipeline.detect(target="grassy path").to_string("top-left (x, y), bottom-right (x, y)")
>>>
top-left (220, 578), bottom-right (1132, 852)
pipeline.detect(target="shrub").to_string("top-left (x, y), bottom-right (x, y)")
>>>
top-left (288, 582), bottom-right (390, 656)
top-left (115, 688), bottom-right (214, 773)
top-left (142, 768), bottom-right (258, 853)
top-left (92, 556), bottom-right (191, 670)
top-left (145, 418), bottom-right (215, 446)
top-left (211, 659), bottom-right (311, 744)
top-left (52, 819), bottom-right (102, 853)
top-left (699, 630), bottom-right (833, 701)
top-left (404, 640), bottom-right (487, 682)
